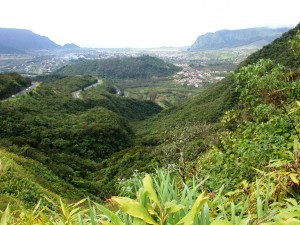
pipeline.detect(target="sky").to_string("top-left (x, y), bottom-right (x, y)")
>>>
top-left (1, 0), bottom-right (299, 48)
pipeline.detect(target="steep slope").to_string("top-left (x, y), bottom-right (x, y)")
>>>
top-left (0, 28), bottom-right (61, 53)
top-left (191, 23), bottom-right (300, 190)
top-left (0, 73), bottom-right (31, 100)
top-left (0, 25), bottom-right (300, 224)
top-left (0, 147), bottom-right (86, 209)
top-left (0, 24), bottom-right (299, 210)
top-left (54, 55), bottom-right (181, 79)
top-left (238, 23), bottom-right (300, 69)
top-left (0, 74), bottom-right (164, 205)
top-left (95, 66), bottom-right (240, 195)
top-left (137, 74), bottom-right (238, 139)
top-left (189, 27), bottom-right (289, 51)
top-left (96, 24), bottom-right (300, 194)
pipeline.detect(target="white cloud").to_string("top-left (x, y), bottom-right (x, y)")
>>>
top-left (1, 0), bottom-right (299, 47)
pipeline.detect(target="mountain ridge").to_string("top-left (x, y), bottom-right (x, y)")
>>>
top-left (0, 28), bottom-right (79, 53)
top-left (189, 27), bottom-right (290, 51)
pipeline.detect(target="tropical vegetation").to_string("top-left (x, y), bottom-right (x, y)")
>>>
top-left (54, 55), bottom-right (181, 79)
top-left (0, 73), bottom-right (31, 100)
top-left (0, 23), bottom-right (299, 224)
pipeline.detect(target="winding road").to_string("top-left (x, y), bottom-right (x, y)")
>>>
top-left (0, 82), bottom-right (39, 102)
top-left (71, 79), bottom-right (103, 99)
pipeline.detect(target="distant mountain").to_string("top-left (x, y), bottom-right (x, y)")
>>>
top-left (0, 44), bottom-right (25, 54)
top-left (63, 43), bottom-right (80, 49)
top-left (0, 28), bottom-right (80, 53)
top-left (189, 27), bottom-right (290, 51)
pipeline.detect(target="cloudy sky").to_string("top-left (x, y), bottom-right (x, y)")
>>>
top-left (1, 0), bottom-right (299, 48)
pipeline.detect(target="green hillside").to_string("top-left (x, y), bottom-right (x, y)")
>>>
top-left (0, 147), bottom-right (85, 209)
top-left (54, 55), bottom-right (181, 79)
top-left (0, 75), bottom-right (163, 205)
top-left (95, 23), bottom-right (300, 196)
top-left (0, 23), bottom-right (299, 224)
top-left (0, 73), bottom-right (31, 100)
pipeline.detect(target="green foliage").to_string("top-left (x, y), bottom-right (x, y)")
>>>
top-left (3, 163), bottom-right (300, 224)
top-left (109, 160), bottom-right (300, 224)
top-left (54, 55), bottom-right (181, 79)
top-left (198, 58), bottom-right (300, 191)
top-left (0, 75), bottom-right (142, 203)
top-left (96, 146), bottom-right (159, 198)
top-left (0, 23), bottom-right (299, 222)
top-left (0, 73), bottom-right (165, 205)
top-left (80, 80), bottom-right (162, 121)
top-left (0, 73), bottom-right (31, 100)
top-left (238, 23), bottom-right (300, 69)
top-left (97, 73), bottom-right (241, 195)
top-left (133, 74), bottom-right (238, 151)
top-left (32, 74), bottom-right (69, 83)
top-left (97, 169), bottom-right (211, 225)
top-left (0, 147), bottom-right (86, 210)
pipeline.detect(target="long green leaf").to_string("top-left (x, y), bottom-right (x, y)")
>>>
top-left (230, 202), bottom-right (236, 224)
top-left (210, 220), bottom-right (233, 225)
top-left (264, 176), bottom-right (271, 214)
top-left (77, 213), bottom-right (84, 225)
top-left (283, 218), bottom-right (300, 224)
top-left (256, 179), bottom-right (263, 219)
top-left (238, 215), bottom-right (251, 225)
top-left (0, 204), bottom-right (10, 225)
top-left (94, 202), bottom-right (125, 225)
top-left (176, 192), bottom-right (209, 225)
top-left (88, 198), bottom-right (97, 225)
top-left (143, 174), bottom-right (162, 210)
top-left (59, 198), bottom-right (69, 219)
top-left (165, 201), bottom-right (185, 214)
top-left (112, 197), bottom-right (158, 225)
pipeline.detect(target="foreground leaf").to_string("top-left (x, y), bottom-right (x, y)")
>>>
top-left (94, 202), bottom-right (125, 225)
top-left (143, 174), bottom-right (162, 210)
top-left (0, 204), bottom-right (10, 225)
top-left (112, 197), bottom-right (158, 225)
top-left (211, 220), bottom-right (233, 225)
top-left (165, 201), bottom-right (185, 214)
top-left (176, 192), bottom-right (209, 225)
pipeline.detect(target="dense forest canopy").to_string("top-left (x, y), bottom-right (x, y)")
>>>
top-left (0, 23), bottom-right (299, 224)
top-left (54, 55), bottom-right (181, 79)
top-left (0, 73), bottom-right (31, 100)
top-left (0, 75), bottom-right (162, 202)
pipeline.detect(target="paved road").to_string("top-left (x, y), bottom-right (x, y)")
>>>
top-left (0, 82), bottom-right (39, 102)
top-left (72, 79), bottom-right (103, 99)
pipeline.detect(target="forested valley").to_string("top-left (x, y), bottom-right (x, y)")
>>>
top-left (0, 23), bottom-right (299, 224)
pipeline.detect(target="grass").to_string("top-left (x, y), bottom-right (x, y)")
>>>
top-left (115, 77), bottom-right (201, 107)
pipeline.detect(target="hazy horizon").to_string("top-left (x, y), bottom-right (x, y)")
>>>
top-left (1, 0), bottom-right (299, 48)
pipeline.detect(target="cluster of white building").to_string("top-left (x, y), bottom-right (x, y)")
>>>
top-left (173, 64), bottom-right (226, 87)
